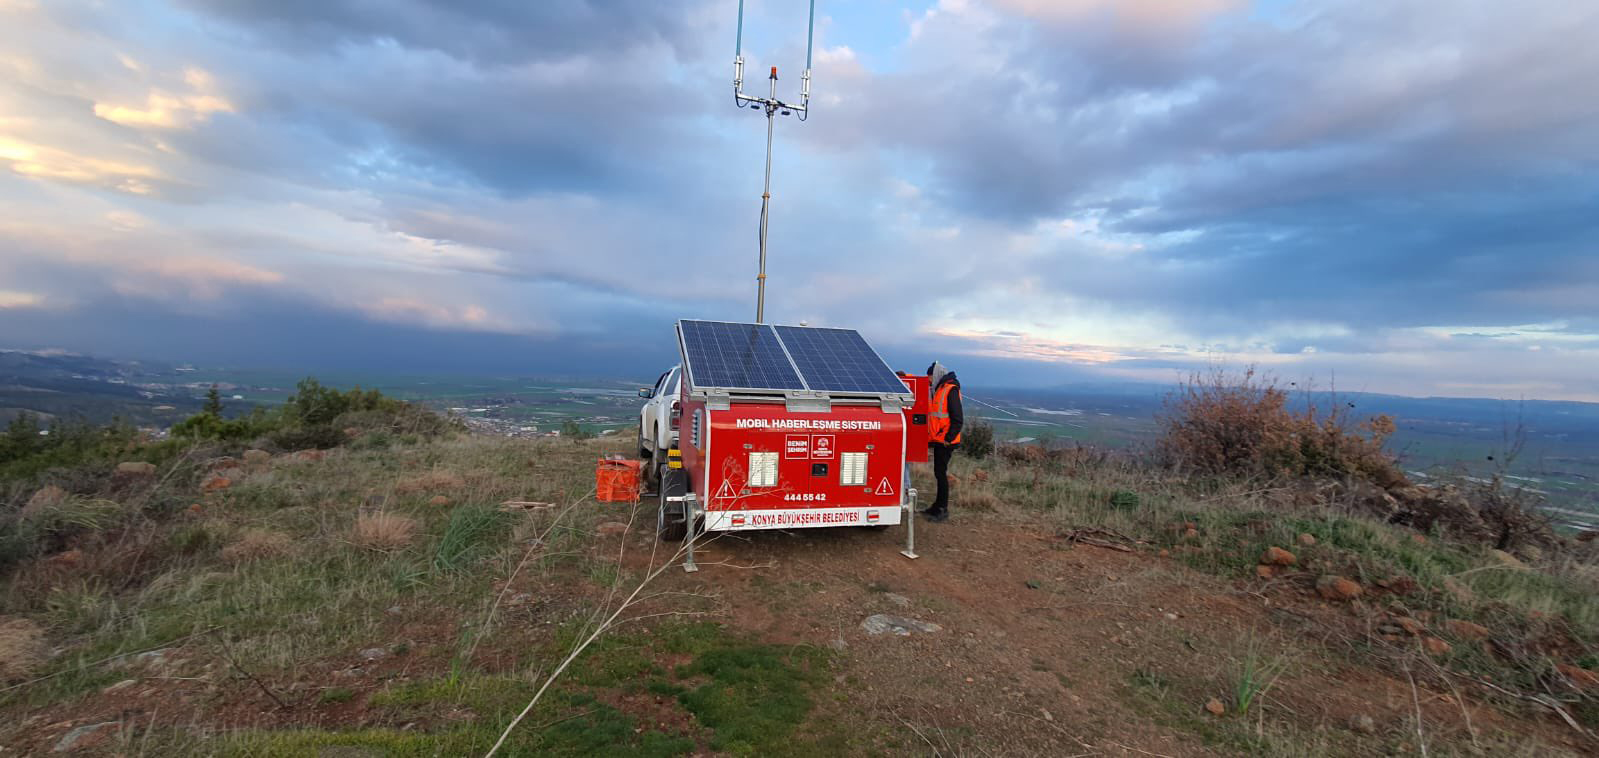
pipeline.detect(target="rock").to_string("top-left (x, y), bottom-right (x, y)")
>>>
top-left (186, 503), bottom-right (203, 516)
top-left (1255, 565), bottom-right (1277, 579)
top-left (972, 469), bottom-right (989, 482)
top-left (359, 648), bottom-right (388, 662)
top-left (294, 449), bottom-right (327, 462)
top-left (26, 485), bottom-right (68, 513)
top-left (1440, 576), bottom-right (1474, 603)
top-left (1204, 698), bottom-right (1226, 716)
top-left (1158, 549), bottom-right (1170, 558)
top-left (428, 495), bottom-right (451, 507)
top-left (116, 461), bottom-right (156, 477)
top-left (133, 649), bottom-right (174, 670)
top-left (1488, 549), bottom-right (1526, 570)
top-left (45, 549), bottom-right (83, 569)
top-left (1164, 612), bottom-right (1179, 621)
top-left (1556, 663), bottom-right (1599, 690)
top-left (1444, 620), bottom-right (1490, 641)
top-left (1393, 617), bottom-right (1424, 636)
top-left (53, 721), bottom-right (119, 752)
top-left (1024, 580), bottom-right (1041, 590)
top-left (243, 449), bottom-right (271, 465)
top-left (201, 474), bottom-right (231, 492)
top-left (208, 457), bottom-right (241, 472)
top-left (1422, 637), bottom-right (1451, 656)
top-left (861, 614), bottom-right (942, 636)
top-left (1297, 533), bottom-right (1317, 547)
top-left (1183, 528), bottom-right (1199, 540)
top-left (1351, 714), bottom-right (1377, 734)
top-left (1316, 575), bottom-right (1362, 601)
top-left (885, 593), bottom-right (911, 607)
top-left (1261, 547), bottom-right (1297, 567)
top-left (596, 522), bottom-right (630, 537)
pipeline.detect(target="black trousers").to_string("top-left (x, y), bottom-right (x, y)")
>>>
top-left (930, 443), bottom-right (954, 514)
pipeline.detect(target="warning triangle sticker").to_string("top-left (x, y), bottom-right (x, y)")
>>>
top-left (874, 477), bottom-right (895, 496)
top-left (714, 480), bottom-right (736, 501)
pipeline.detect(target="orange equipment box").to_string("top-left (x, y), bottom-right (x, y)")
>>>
top-left (596, 458), bottom-right (642, 503)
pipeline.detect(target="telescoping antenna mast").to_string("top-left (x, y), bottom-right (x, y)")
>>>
top-left (733, 0), bottom-right (815, 323)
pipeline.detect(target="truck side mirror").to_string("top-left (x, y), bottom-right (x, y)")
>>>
top-left (638, 388), bottom-right (654, 399)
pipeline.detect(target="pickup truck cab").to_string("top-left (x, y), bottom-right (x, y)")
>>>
top-left (637, 365), bottom-right (681, 466)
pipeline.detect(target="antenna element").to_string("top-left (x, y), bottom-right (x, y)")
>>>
top-left (732, 0), bottom-right (817, 323)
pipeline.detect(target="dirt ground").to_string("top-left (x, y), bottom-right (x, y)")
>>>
top-left (624, 505), bottom-right (1587, 756)
top-left (5, 464), bottom-right (1591, 756)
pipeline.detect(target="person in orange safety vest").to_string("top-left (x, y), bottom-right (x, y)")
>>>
top-left (922, 361), bottom-right (963, 522)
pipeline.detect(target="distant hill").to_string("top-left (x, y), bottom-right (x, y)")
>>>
top-left (0, 350), bottom-right (202, 426)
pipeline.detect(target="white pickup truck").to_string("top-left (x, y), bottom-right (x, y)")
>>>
top-left (636, 365), bottom-right (681, 480)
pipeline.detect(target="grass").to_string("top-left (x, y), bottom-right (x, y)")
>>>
top-left (433, 503), bottom-right (512, 573)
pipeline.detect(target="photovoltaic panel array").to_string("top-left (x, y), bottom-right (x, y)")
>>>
top-left (678, 320), bottom-right (804, 392)
top-left (773, 325), bottom-right (911, 394)
top-left (678, 320), bottom-right (911, 396)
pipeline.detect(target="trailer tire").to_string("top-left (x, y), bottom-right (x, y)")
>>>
top-left (657, 479), bottom-right (687, 542)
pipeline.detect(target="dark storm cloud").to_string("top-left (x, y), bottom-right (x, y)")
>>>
top-left (177, 0), bottom-right (701, 66)
top-left (154, 0), bottom-right (723, 197)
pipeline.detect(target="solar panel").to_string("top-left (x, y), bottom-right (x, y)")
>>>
top-left (773, 325), bottom-right (910, 395)
top-left (678, 321), bottom-right (804, 392)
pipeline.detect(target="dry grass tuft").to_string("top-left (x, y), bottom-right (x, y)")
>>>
top-left (220, 529), bottom-right (294, 564)
top-left (960, 487), bottom-right (1002, 512)
top-left (352, 512), bottom-right (417, 550)
top-left (0, 616), bottom-right (48, 683)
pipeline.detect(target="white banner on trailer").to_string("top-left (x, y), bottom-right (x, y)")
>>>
top-left (705, 506), bottom-right (902, 531)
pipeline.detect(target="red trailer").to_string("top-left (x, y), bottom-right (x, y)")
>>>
top-left (657, 320), bottom-right (927, 570)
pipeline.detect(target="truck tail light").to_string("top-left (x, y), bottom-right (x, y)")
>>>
top-left (840, 452), bottom-right (867, 486)
top-left (748, 452), bottom-right (778, 487)
top-left (671, 400), bottom-right (682, 420)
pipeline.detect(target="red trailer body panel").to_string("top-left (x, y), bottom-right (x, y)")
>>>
top-left (898, 373), bottom-right (931, 463)
top-left (681, 400), bottom-right (906, 531)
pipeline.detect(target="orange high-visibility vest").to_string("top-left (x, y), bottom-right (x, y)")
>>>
top-left (929, 381), bottom-right (961, 445)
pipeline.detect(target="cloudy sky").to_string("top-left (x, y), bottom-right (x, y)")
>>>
top-left (1, 1), bottom-right (1596, 399)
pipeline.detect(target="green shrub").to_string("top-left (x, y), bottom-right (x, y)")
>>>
top-left (0, 413), bottom-right (141, 483)
top-left (560, 420), bottom-right (592, 441)
top-left (1156, 367), bottom-right (1402, 486)
top-left (960, 421), bottom-right (994, 460)
top-left (268, 424), bottom-right (346, 452)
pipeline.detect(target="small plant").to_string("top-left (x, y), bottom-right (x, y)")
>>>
top-left (352, 513), bottom-right (418, 551)
top-left (319, 687), bottom-right (355, 704)
top-left (1110, 490), bottom-right (1140, 510)
top-left (1231, 636), bottom-right (1288, 715)
top-left (220, 529), bottom-right (294, 563)
top-left (0, 616), bottom-right (48, 684)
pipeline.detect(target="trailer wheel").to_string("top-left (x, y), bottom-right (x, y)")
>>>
top-left (656, 476), bottom-right (687, 542)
